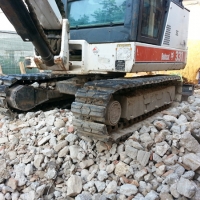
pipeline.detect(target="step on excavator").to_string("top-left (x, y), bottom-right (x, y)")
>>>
top-left (0, 0), bottom-right (189, 141)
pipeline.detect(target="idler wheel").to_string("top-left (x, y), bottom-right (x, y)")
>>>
top-left (105, 100), bottom-right (121, 126)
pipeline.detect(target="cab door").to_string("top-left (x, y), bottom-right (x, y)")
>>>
top-left (137, 0), bottom-right (165, 45)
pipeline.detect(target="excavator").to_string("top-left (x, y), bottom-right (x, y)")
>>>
top-left (0, 0), bottom-right (189, 141)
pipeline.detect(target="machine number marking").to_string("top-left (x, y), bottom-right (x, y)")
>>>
top-left (115, 60), bottom-right (125, 71)
top-left (136, 46), bottom-right (186, 63)
top-left (175, 51), bottom-right (184, 62)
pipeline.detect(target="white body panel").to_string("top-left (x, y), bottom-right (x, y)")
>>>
top-left (66, 41), bottom-right (187, 74)
top-left (161, 2), bottom-right (189, 50)
top-left (34, 40), bottom-right (187, 74)
top-left (87, 43), bottom-right (135, 73)
top-left (30, 0), bottom-right (62, 29)
top-left (66, 42), bottom-right (135, 74)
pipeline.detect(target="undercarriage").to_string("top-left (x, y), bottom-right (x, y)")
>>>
top-left (0, 74), bottom-right (181, 141)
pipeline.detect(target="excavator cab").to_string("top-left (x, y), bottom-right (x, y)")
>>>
top-left (66, 0), bottom-right (174, 45)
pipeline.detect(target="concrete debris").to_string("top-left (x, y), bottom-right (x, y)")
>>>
top-left (0, 91), bottom-right (200, 199)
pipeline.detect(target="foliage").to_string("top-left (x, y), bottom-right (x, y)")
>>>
top-left (69, 0), bottom-right (126, 27)
top-left (69, 14), bottom-right (90, 27)
top-left (92, 0), bottom-right (126, 23)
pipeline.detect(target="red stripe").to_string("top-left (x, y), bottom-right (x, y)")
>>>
top-left (136, 45), bottom-right (186, 63)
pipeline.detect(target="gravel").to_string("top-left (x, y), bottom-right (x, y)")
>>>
top-left (1, 91), bottom-right (200, 199)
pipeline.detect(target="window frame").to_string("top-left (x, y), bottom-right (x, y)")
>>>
top-left (137, 0), bottom-right (166, 45)
top-left (67, 0), bottom-right (126, 29)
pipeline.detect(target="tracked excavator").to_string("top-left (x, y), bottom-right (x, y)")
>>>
top-left (0, 0), bottom-right (189, 141)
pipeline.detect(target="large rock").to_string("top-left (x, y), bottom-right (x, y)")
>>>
top-left (191, 185), bottom-right (200, 200)
top-left (14, 164), bottom-right (27, 186)
top-left (177, 114), bottom-right (188, 124)
top-left (153, 153), bottom-right (162, 163)
top-left (163, 115), bottom-right (178, 122)
top-left (125, 140), bottom-right (143, 150)
top-left (154, 132), bottom-right (166, 143)
top-left (137, 150), bottom-right (150, 166)
top-left (163, 154), bottom-right (178, 165)
top-left (97, 170), bottom-right (108, 181)
top-left (156, 164), bottom-right (166, 176)
top-left (120, 184), bottom-right (138, 196)
top-left (106, 163), bottom-right (115, 174)
top-left (180, 132), bottom-right (200, 153)
top-left (45, 168), bottom-right (57, 179)
top-left (54, 118), bottom-right (65, 128)
top-left (7, 151), bottom-right (17, 160)
top-left (182, 153), bottom-right (200, 171)
top-left (139, 126), bottom-right (151, 134)
top-left (67, 175), bottom-right (82, 196)
top-left (11, 192), bottom-right (19, 200)
top-left (58, 146), bottom-right (69, 157)
top-left (75, 194), bottom-right (92, 200)
top-left (0, 193), bottom-right (5, 200)
top-left (41, 149), bottom-right (54, 157)
top-left (94, 181), bottom-right (106, 193)
top-left (0, 137), bottom-right (8, 144)
top-left (170, 183), bottom-right (180, 199)
top-left (140, 133), bottom-right (153, 143)
top-left (25, 164), bottom-right (34, 176)
top-left (36, 185), bottom-right (46, 197)
top-left (163, 173), bottom-right (179, 185)
top-left (0, 159), bottom-right (7, 181)
top-left (145, 190), bottom-right (159, 200)
top-left (54, 140), bottom-right (68, 152)
top-left (114, 161), bottom-right (129, 177)
top-left (45, 115), bottom-right (55, 126)
top-left (69, 145), bottom-right (82, 160)
top-left (33, 154), bottom-right (44, 169)
top-left (79, 159), bottom-right (94, 169)
top-left (170, 125), bottom-right (181, 134)
top-left (153, 120), bottom-right (166, 130)
top-left (105, 180), bottom-right (117, 194)
top-left (96, 141), bottom-right (108, 152)
top-left (159, 192), bottom-right (173, 200)
top-left (37, 136), bottom-right (51, 146)
top-left (134, 169), bottom-right (147, 181)
top-left (20, 190), bottom-right (37, 200)
top-left (155, 141), bottom-right (170, 156)
top-left (6, 178), bottom-right (18, 190)
top-left (110, 143), bottom-right (117, 154)
top-left (125, 146), bottom-right (138, 159)
top-left (66, 134), bottom-right (78, 143)
top-left (182, 171), bottom-right (195, 180)
top-left (177, 177), bottom-right (196, 198)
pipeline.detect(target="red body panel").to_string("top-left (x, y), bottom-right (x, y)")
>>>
top-left (136, 45), bottom-right (187, 63)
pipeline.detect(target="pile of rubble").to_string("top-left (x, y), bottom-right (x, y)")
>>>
top-left (0, 92), bottom-right (200, 200)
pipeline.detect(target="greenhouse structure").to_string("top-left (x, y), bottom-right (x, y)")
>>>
top-left (0, 31), bottom-right (38, 74)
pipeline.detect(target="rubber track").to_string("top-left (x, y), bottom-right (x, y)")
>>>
top-left (0, 73), bottom-right (72, 115)
top-left (72, 75), bottom-right (181, 142)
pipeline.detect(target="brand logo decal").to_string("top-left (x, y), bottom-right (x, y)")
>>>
top-left (161, 53), bottom-right (170, 60)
